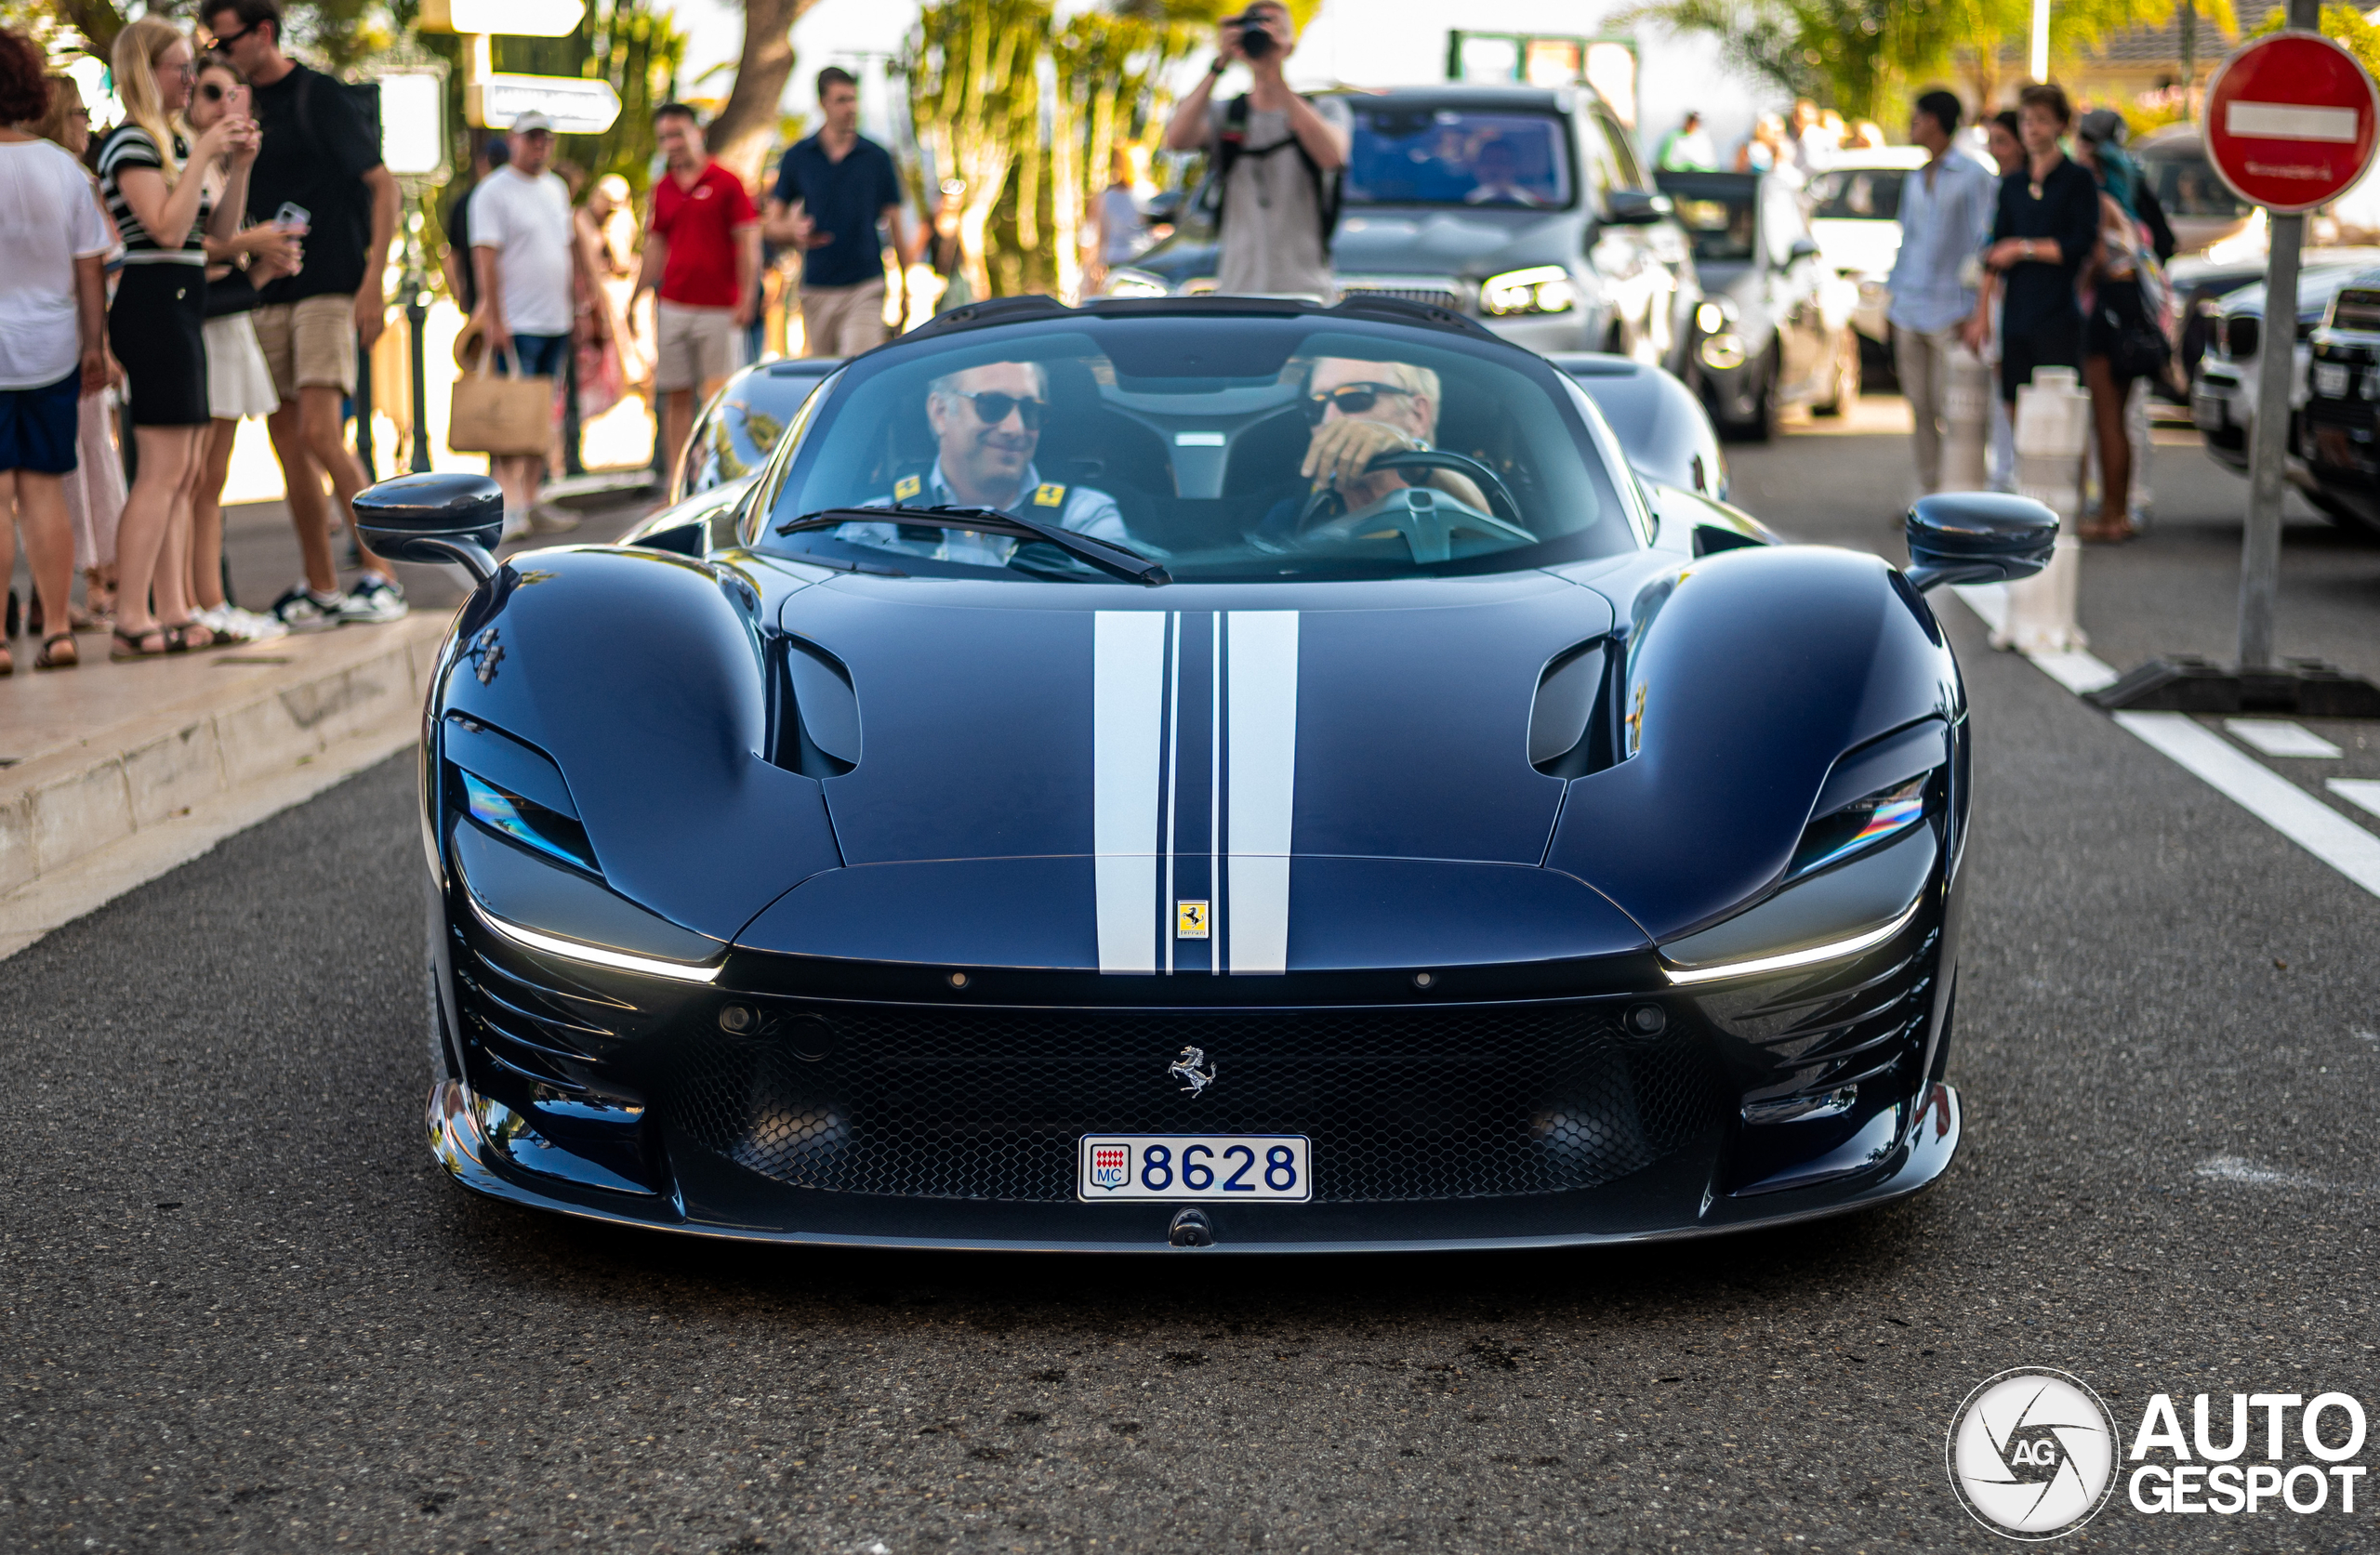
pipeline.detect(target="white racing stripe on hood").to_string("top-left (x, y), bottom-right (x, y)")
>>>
top-left (1226, 610), bottom-right (1299, 975)
top-left (1093, 611), bottom-right (1168, 973)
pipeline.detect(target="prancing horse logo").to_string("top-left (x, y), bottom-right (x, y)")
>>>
top-left (1170, 1046), bottom-right (1217, 1097)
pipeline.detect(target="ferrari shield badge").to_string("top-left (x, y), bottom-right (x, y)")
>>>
top-left (1089, 1142), bottom-right (1131, 1191)
top-left (1034, 481), bottom-right (1067, 507)
top-left (892, 473), bottom-right (922, 502)
top-left (1176, 900), bottom-right (1210, 939)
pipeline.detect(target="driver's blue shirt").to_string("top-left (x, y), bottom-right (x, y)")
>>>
top-left (839, 461), bottom-right (1128, 567)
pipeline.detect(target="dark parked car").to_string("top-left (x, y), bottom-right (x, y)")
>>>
top-left (1657, 169), bottom-right (1862, 439)
top-left (355, 292), bottom-right (2056, 1253)
top-left (2302, 282), bottom-right (2380, 537)
top-left (2193, 265), bottom-right (2380, 541)
top-left (1105, 86), bottom-right (1700, 375)
top-left (674, 356), bottom-right (841, 503)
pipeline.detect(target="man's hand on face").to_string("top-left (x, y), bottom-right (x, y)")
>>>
top-left (1302, 415), bottom-right (1415, 493)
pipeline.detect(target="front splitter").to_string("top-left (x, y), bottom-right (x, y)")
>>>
top-left (428, 1077), bottom-right (1961, 1254)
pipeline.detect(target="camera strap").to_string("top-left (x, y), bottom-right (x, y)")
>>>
top-left (1206, 94), bottom-right (1342, 246)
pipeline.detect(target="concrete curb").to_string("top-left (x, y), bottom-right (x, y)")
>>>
top-left (0, 613), bottom-right (451, 960)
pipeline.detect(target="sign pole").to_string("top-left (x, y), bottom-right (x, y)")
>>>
top-left (2238, 0), bottom-right (2320, 673)
top-left (2237, 204), bottom-right (2300, 670)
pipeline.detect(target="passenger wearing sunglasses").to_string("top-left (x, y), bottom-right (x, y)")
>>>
top-left (840, 360), bottom-right (1126, 569)
top-left (1296, 356), bottom-right (1487, 516)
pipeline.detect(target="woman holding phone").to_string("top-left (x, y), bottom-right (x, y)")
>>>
top-left (186, 50), bottom-right (298, 642)
top-left (97, 15), bottom-right (258, 658)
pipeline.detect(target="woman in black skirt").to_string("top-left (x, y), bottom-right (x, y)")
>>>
top-left (97, 15), bottom-right (257, 658)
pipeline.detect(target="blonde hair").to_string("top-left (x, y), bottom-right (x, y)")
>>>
top-left (112, 15), bottom-right (189, 180)
top-left (33, 72), bottom-right (81, 148)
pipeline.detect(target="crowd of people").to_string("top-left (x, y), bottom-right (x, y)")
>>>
top-left (1, 0), bottom-right (406, 678)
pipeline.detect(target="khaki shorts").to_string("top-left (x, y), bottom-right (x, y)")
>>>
top-left (249, 293), bottom-right (358, 401)
top-left (654, 301), bottom-right (744, 392)
top-left (800, 279), bottom-right (889, 358)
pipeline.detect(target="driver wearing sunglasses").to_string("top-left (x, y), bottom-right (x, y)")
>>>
top-left (844, 360), bottom-right (1127, 567)
top-left (1299, 357), bottom-right (1488, 515)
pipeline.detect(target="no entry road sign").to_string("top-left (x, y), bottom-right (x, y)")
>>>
top-left (2204, 31), bottom-right (2380, 213)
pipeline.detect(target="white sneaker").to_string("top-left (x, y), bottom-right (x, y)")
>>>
top-left (336, 573), bottom-right (408, 626)
top-left (500, 509), bottom-right (530, 542)
top-left (218, 605), bottom-right (288, 642)
top-left (527, 502), bottom-right (581, 535)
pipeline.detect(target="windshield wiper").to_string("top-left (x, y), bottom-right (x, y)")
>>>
top-left (776, 506), bottom-right (1170, 586)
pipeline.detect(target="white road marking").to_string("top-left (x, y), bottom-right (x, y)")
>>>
top-left (2113, 712), bottom-right (2380, 900)
top-left (2196, 1155), bottom-right (2352, 1192)
top-left (1945, 588), bottom-right (2380, 903)
top-left (1092, 611), bottom-right (1168, 974)
top-left (2225, 718), bottom-right (2344, 758)
top-left (1225, 611), bottom-right (1299, 975)
top-left (2332, 779), bottom-right (2380, 821)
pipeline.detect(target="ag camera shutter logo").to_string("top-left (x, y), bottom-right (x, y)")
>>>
top-left (1947, 1368), bottom-right (2120, 1539)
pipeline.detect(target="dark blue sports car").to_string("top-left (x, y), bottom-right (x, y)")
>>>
top-left (360, 295), bottom-right (2052, 1252)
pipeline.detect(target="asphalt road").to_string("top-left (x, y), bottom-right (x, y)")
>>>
top-left (7, 406), bottom-right (2380, 1554)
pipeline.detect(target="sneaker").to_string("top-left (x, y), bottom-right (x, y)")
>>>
top-left (500, 509), bottom-right (530, 543)
top-left (337, 573), bottom-right (408, 626)
top-left (270, 582), bottom-right (348, 633)
top-left (211, 604), bottom-right (288, 644)
top-left (527, 502), bottom-right (581, 535)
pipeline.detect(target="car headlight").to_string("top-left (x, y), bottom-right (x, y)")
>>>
top-left (1659, 766), bottom-right (1943, 984)
top-left (1481, 265), bottom-right (1577, 316)
top-left (1695, 297), bottom-right (1738, 335)
top-left (446, 715), bottom-right (598, 875)
top-left (1102, 268), bottom-right (1171, 299)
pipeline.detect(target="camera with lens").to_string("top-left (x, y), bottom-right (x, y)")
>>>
top-left (1225, 10), bottom-right (1276, 59)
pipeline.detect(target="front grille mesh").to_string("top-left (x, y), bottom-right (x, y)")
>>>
top-left (1339, 282), bottom-right (1467, 311)
top-left (661, 1002), bottom-right (1725, 1204)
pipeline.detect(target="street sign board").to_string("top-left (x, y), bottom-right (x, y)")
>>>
top-left (477, 73), bottom-right (621, 134)
top-left (419, 0), bottom-right (586, 37)
top-left (2204, 31), bottom-right (2380, 214)
top-left (379, 69), bottom-right (449, 180)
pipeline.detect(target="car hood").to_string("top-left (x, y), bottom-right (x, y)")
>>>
top-left (774, 572), bottom-right (1613, 870)
top-left (1810, 218), bottom-right (1899, 278)
top-left (1332, 206), bottom-right (1581, 276)
top-left (2214, 263), bottom-right (2380, 323)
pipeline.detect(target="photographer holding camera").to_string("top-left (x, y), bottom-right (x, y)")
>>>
top-left (1162, 1), bottom-right (1349, 301)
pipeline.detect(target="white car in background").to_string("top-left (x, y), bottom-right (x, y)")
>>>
top-left (1803, 147), bottom-right (1935, 349)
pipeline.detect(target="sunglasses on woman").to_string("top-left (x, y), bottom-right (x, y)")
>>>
top-left (198, 83), bottom-right (238, 101)
top-left (950, 389), bottom-right (1044, 430)
top-left (1305, 381), bottom-right (1417, 421)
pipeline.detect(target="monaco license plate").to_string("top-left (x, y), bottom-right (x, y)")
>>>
top-left (1078, 1135), bottom-right (1312, 1202)
top-left (2315, 362), bottom-right (2351, 399)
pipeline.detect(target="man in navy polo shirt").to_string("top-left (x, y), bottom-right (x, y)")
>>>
top-left (766, 66), bottom-right (911, 357)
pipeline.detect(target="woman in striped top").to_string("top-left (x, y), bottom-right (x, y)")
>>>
top-left (97, 15), bottom-right (258, 659)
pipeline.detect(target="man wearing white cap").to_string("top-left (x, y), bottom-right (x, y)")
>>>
top-left (469, 110), bottom-right (609, 535)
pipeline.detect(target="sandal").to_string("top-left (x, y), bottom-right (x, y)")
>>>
top-left (165, 618), bottom-right (215, 653)
top-left (33, 631), bottom-right (77, 670)
top-left (110, 623), bottom-right (168, 661)
top-left (2079, 519), bottom-right (2135, 545)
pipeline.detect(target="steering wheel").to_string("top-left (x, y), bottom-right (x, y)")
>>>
top-left (1293, 449), bottom-right (1535, 562)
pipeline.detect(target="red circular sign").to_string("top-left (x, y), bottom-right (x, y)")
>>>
top-left (2204, 32), bottom-right (2380, 212)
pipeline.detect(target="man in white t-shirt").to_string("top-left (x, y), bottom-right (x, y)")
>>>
top-left (469, 112), bottom-right (608, 536)
top-left (0, 125), bottom-right (112, 672)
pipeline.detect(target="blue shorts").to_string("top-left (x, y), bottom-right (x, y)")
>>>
top-left (494, 332), bottom-right (571, 378)
top-left (0, 369), bottom-right (80, 476)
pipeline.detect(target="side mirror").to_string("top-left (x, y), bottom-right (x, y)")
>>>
top-left (1903, 492), bottom-right (2057, 591)
top-left (353, 473), bottom-right (503, 584)
top-left (1605, 189), bottom-right (1673, 226)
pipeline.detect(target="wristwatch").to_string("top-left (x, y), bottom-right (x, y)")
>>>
top-left (1209, 58), bottom-right (1228, 77)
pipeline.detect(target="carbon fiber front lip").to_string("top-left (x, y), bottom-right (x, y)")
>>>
top-left (427, 1077), bottom-right (1960, 1254)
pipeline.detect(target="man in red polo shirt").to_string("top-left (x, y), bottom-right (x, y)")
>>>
top-left (630, 101), bottom-right (758, 494)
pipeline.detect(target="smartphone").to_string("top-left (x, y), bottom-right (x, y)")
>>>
top-left (272, 201), bottom-right (311, 233)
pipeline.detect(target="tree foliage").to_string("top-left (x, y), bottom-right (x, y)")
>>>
top-left (1618, 0), bottom-right (2224, 119)
top-left (2246, 2), bottom-right (2380, 78)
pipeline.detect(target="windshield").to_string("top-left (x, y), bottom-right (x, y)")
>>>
top-left (1806, 167), bottom-right (1905, 221)
top-left (751, 315), bottom-right (1639, 583)
top-left (2140, 150), bottom-right (2252, 218)
top-left (1342, 107), bottom-right (1574, 209)
top-left (1667, 190), bottom-right (1754, 264)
